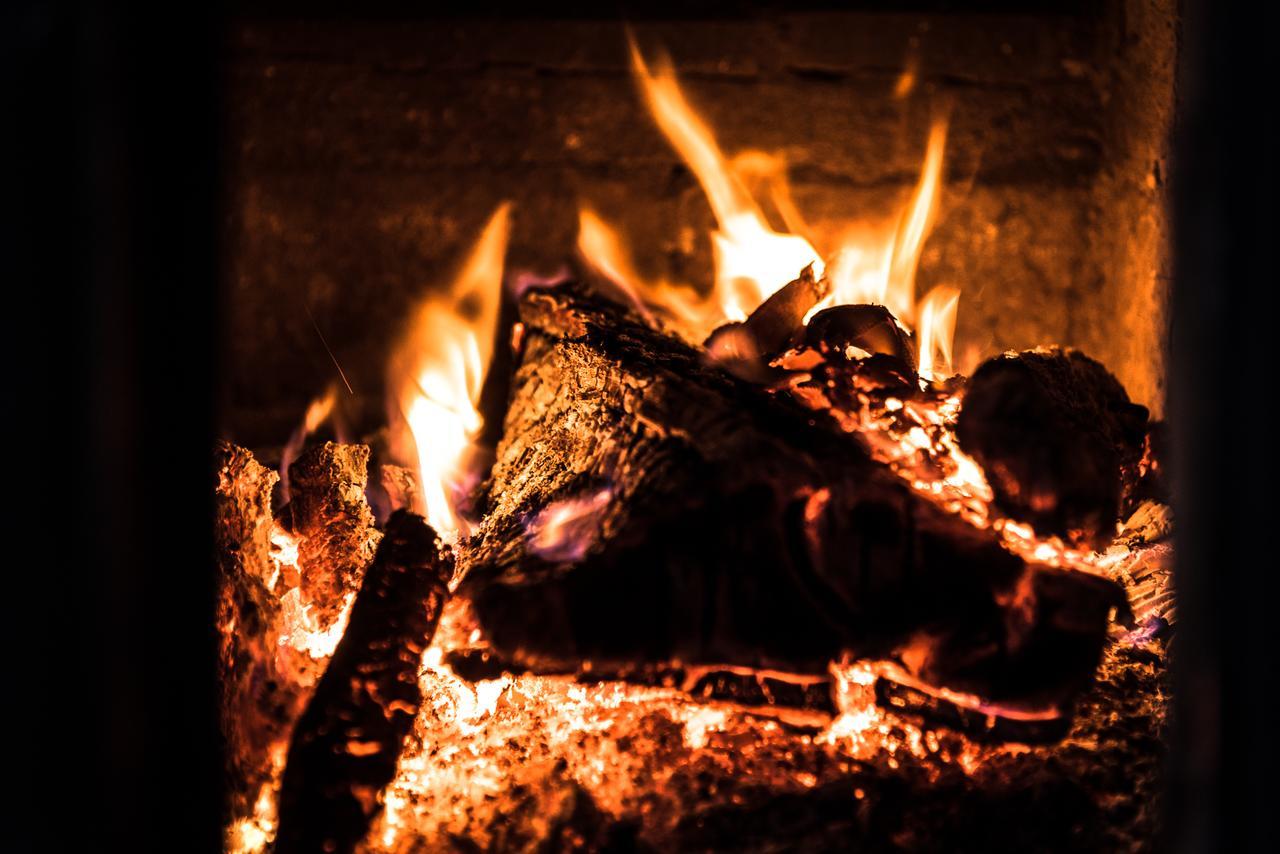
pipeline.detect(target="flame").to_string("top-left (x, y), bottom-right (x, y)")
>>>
top-left (622, 42), bottom-right (822, 334)
top-left (579, 41), bottom-right (957, 373)
top-left (828, 116), bottom-right (949, 325)
top-left (389, 204), bottom-right (511, 537)
top-left (917, 285), bottom-right (960, 382)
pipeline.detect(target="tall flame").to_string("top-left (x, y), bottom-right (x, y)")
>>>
top-left (828, 116), bottom-right (949, 325)
top-left (628, 42), bottom-right (822, 329)
top-left (916, 285), bottom-right (960, 382)
top-left (389, 204), bottom-right (511, 536)
top-left (582, 41), bottom-right (957, 370)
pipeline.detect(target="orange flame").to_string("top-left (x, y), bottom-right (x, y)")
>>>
top-left (388, 204), bottom-right (511, 537)
top-left (828, 116), bottom-right (949, 326)
top-left (577, 207), bottom-right (711, 332)
top-left (626, 42), bottom-right (823, 333)
top-left (581, 41), bottom-right (957, 374)
top-left (917, 285), bottom-right (960, 382)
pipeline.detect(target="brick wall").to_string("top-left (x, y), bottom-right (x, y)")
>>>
top-left (223, 2), bottom-right (1174, 447)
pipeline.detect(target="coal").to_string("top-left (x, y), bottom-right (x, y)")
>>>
top-left (956, 348), bottom-right (1149, 548)
top-left (274, 510), bottom-right (453, 854)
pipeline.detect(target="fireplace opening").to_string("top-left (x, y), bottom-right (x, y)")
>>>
top-left (203, 3), bottom-right (1189, 851)
top-left (205, 3), bottom-right (1189, 851)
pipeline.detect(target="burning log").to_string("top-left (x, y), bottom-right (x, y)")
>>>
top-left (274, 510), bottom-right (453, 854)
top-left (956, 348), bottom-right (1149, 548)
top-left (460, 283), bottom-right (1125, 716)
top-left (287, 442), bottom-right (380, 625)
top-left (214, 441), bottom-right (299, 826)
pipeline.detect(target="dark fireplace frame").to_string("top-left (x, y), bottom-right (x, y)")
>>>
top-left (12, 1), bottom-right (1272, 851)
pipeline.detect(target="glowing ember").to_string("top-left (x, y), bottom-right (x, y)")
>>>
top-left (388, 204), bottom-right (511, 538)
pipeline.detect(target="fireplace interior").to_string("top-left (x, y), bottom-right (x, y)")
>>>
top-left (206, 2), bottom-right (1184, 851)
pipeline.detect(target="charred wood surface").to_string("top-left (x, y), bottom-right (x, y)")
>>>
top-left (461, 284), bottom-right (1125, 713)
top-left (956, 347), bottom-right (1149, 548)
top-left (274, 510), bottom-right (452, 854)
top-left (215, 441), bottom-right (296, 823)
top-left (704, 264), bottom-right (830, 381)
top-left (287, 442), bottom-right (380, 624)
top-left (804, 303), bottom-right (918, 375)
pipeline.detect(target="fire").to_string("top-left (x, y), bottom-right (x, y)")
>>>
top-left (823, 118), bottom-right (948, 327)
top-left (388, 204), bottom-right (511, 537)
top-left (579, 41), bottom-right (957, 378)
top-left (270, 521), bottom-right (356, 662)
top-left (917, 285), bottom-right (960, 382)
top-left (597, 42), bottom-right (823, 338)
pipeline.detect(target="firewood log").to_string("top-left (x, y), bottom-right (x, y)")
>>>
top-left (274, 510), bottom-right (452, 854)
top-left (956, 348), bottom-right (1149, 548)
top-left (459, 283), bottom-right (1125, 715)
top-left (287, 442), bottom-right (380, 625)
top-left (214, 441), bottom-right (299, 825)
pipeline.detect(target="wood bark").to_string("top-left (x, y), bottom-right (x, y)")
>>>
top-left (214, 441), bottom-right (300, 824)
top-left (460, 284), bottom-right (1126, 714)
top-left (274, 510), bottom-right (452, 854)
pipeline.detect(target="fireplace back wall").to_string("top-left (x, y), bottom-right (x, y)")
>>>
top-left (223, 1), bottom-right (1174, 448)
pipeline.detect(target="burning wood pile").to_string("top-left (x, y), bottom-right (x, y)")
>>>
top-left (218, 43), bottom-right (1172, 853)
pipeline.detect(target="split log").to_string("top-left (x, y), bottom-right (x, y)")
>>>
top-left (214, 441), bottom-right (300, 824)
top-left (274, 510), bottom-right (452, 854)
top-left (460, 284), bottom-right (1126, 716)
top-left (956, 348), bottom-right (1149, 548)
top-left (287, 442), bottom-right (380, 624)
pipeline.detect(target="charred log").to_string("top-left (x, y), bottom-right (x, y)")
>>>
top-left (705, 264), bottom-right (830, 380)
top-left (215, 441), bottom-right (298, 824)
top-left (804, 303), bottom-right (918, 376)
top-left (287, 442), bottom-right (380, 624)
top-left (956, 348), bottom-right (1149, 548)
top-left (461, 283), bottom-right (1125, 715)
top-left (274, 510), bottom-right (452, 854)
